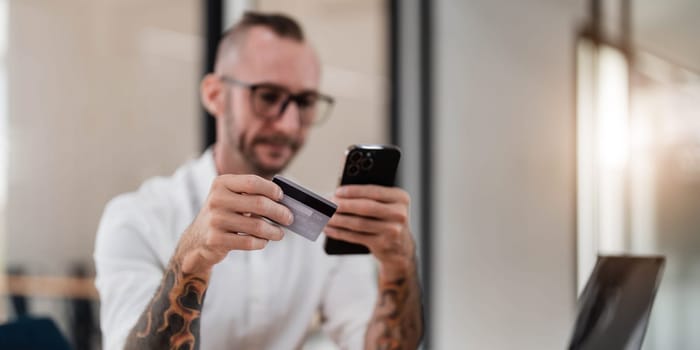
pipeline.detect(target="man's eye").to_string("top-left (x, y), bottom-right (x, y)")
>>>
top-left (297, 95), bottom-right (318, 108)
top-left (259, 90), bottom-right (283, 104)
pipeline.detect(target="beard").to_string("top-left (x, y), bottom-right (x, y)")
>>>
top-left (238, 131), bottom-right (301, 178)
top-left (222, 104), bottom-right (301, 178)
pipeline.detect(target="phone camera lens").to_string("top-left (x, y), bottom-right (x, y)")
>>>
top-left (360, 157), bottom-right (374, 170)
top-left (350, 152), bottom-right (362, 163)
top-left (348, 165), bottom-right (360, 176)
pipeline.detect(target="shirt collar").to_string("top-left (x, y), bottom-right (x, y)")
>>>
top-left (191, 148), bottom-right (293, 208)
top-left (191, 147), bottom-right (217, 209)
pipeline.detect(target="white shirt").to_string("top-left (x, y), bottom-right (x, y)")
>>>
top-left (94, 150), bottom-right (377, 350)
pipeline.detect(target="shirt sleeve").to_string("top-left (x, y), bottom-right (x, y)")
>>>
top-left (93, 196), bottom-right (167, 350)
top-left (321, 254), bottom-right (378, 350)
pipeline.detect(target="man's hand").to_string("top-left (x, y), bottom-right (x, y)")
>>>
top-left (326, 185), bottom-right (415, 276)
top-left (179, 174), bottom-right (294, 274)
top-left (125, 174), bottom-right (293, 350)
top-left (325, 185), bottom-right (423, 349)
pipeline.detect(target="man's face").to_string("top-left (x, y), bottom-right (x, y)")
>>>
top-left (219, 27), bottom-right (320, 177)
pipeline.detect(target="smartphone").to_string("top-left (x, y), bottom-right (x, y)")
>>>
top-left (324, 144), bottom-right (401, 255)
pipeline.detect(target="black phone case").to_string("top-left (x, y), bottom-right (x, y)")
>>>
top-left (324, 145), bottom-right (401, 255)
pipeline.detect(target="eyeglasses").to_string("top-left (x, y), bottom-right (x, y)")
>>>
top-left (219, 76), bottom-right (335, 126)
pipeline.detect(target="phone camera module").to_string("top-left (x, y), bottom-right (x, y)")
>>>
top-left (350, 151), bottom-right (362, 163)
top-left (348, 165), bottom-right (360, 176)
top-left (360, 157), bottom-right (374, 170)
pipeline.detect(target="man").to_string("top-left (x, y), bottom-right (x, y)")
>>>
top-left (95, 12), bottom-right (422, 350)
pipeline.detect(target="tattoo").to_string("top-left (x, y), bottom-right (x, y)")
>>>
top-left (366, 267), bottom-right (424, 350)
top-left (125, 259), bottom-right (209, 350)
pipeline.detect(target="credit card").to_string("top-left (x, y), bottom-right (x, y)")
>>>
top-left (272, 175), bottom-right (337, 241)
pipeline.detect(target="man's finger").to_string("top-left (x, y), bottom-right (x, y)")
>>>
top-left (325, 226), bottom-right (377, 248)
top-left (215, 213), bottom-right (285, 241)
top-left (335, 185), bottom-right (409, 204)
top-left (215, 174), bottom-right (284, 201)
top-left (327, 213), bottom-right (397, 236)
top-left (209, 231), bottom-right (269, 251)
top-left (333, 197), bottom-right (407, 222)
top-left (212, 192), bottom-right (293, 226)
top-left (240, 195), bottom-right (293, 226)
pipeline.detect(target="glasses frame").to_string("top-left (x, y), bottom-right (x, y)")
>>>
top-left (219, 75), bottom-right (335, 126)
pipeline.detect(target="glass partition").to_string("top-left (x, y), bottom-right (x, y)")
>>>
top-left (576, 0), bottom-right (700, 348)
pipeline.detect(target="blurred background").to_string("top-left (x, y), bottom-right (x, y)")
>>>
top-left (0, 0), bottom-right (697, 349)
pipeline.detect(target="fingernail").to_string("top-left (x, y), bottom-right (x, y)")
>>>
top-left (287, 212), bottom-right (294, 225)
top-left (335, 187), bottom-right (346, 196)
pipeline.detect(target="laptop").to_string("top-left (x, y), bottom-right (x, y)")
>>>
top-left (568, 255), bottom-right (665, 350)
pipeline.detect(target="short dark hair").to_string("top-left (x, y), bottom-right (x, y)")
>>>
top-left (214, 12), bottom-right (305, 71)
top-left (233, 12), bottom-right (304, 41)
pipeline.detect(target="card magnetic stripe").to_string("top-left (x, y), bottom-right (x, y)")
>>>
top-left (272, 177), bottom-right (337, 217)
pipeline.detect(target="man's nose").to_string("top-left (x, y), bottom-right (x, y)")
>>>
top-left (274, 99), bottom-right (301, 133)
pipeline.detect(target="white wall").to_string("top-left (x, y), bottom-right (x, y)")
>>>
top-left (433, 0), bottom-right (585, 348)
top-left (7, 0), bottom-right (202, 275)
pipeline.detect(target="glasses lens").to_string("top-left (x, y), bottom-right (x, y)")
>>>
top-left (252, 86), bottom-right (333, 126)
top-left (299, 94), bottom-right (333, 126)
top-left (252, 86), bottom-right (287, 119)
top-left (295, 93), bottom-right (320, 125)
top-left (315, 97), bottom-right (333, 125)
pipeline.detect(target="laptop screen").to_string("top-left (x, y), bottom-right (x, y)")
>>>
top-left (569, 256), bottom-right (665, 350)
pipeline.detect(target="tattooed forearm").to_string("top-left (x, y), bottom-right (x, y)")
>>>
top-left (365, 264), bottom-right (424, 350)
top-left (125, 258), bottom-right (209, 350)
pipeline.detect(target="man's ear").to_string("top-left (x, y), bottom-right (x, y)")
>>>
top-left (200, 73), bottom-right (225, 117)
